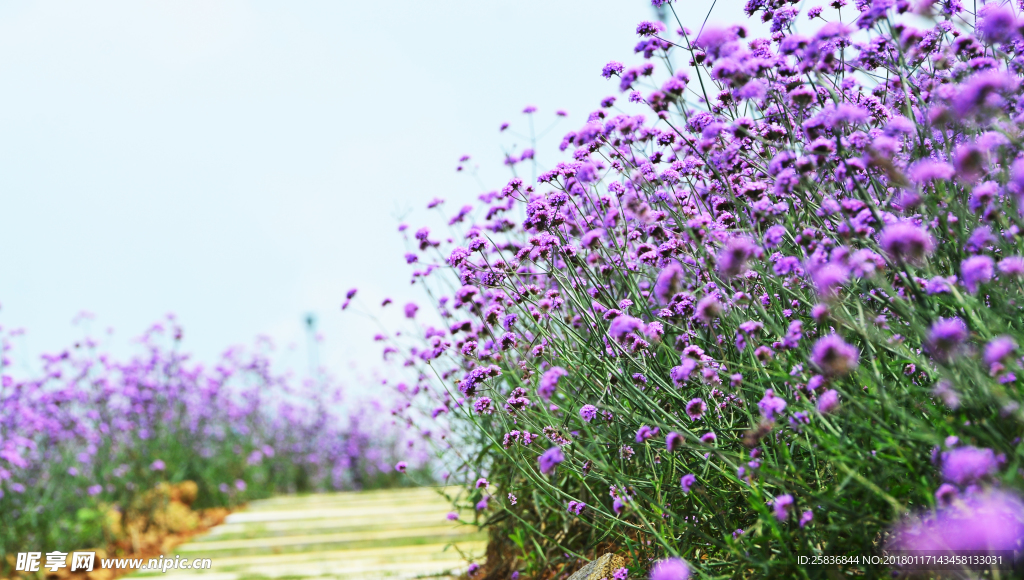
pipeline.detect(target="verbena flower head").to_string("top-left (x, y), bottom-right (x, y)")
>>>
top-left (635, 425), bottom-right (659, 443)
top-left (538, 367), bottom-right (568, 400)
top-left (941, 446), bottom-right (998, 485)
top-left (961, 255), bottom-right (994, 293)
top-left (810, 335), bottom-right (859, 376)
top-left (654, 263), bottom-right (684, 304)
top-left (773, 494), bottom-right (794, 521)
top-left (665, 431), bottom-right (683, 452)
top-left (609, 315), bottom-right (644, 341)
top-left (816, 389), bottom-right (840, 414)
top-left (579, 404), bottom-right (598, 422)
top-left (890, 490), bottom-right (1024, 552)
top-left (718, 236), bottom-right (759, 278)
top-left (685, 398), bottom-right (706, 420)
top-left (927, 317), bottom-right (968, 362)
top-left (538, 447), bottom-right (564, 475)
top-left (758, 390), bottom-right (787, 421)
top-left (601, 61), bottom-right (624, 78)
top-left (679, 474), bottom-right (696, 494)
top-left (984, 336), bottom-right (1017, 366)
top-left (879, 222), bottom-right (934, 264)
top-left (649, 558), bottom-right (690, 580)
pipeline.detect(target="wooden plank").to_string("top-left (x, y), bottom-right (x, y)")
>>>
top-left (129, 487), bottom-right (482, 580)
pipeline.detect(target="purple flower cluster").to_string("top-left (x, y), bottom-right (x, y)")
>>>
top-left (351, 0), bottom-right (1024, 575)
top-left (0, 318), bottom-right (422, 553)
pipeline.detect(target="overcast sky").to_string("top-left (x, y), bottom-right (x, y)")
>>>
top-left (0, 0), bottom-right (743, 385)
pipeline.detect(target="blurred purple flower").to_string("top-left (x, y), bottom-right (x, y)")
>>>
top-left (890, 490), bottom-right (1024, 552)
top-left (810, 334), bottom-right (859, 376)
top-left (961, 255), bottom-right (994, 293)
top-left (538, 447), bottom-right (564, 475)
top-left (941, 446), bottom-right (998, 485)
top-left (680, 474), bottom-right (696, 494)
top-left (773, 494), bottom-right (794, 521)
top-left (649, 558), bottom-right (690, 580)
top-left (665, 431), bottom-right (684, 452)
top-left (816, 389), bottom-right (840, 414)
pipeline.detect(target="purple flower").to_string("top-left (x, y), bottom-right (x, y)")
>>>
top-left (476, 495), bottom-right (490, 511)
top-left (636, 425), bottom-right (659, 443)
top-left (150, 459), bottom-right (165, 471)
top-left (346, 288), bottom-right (358, 299)
top-left (763, 225), bottom-right (787, 248)
top-left (579, 404), bottom-right (598, 422)
top-left (932, 380), bottom-right (960, 410)
top-left (809, 334), bottom-right (859, 376)
top-left (654, 263), bottom-right (684, 303)
top-left (602, 61), bottom-right (625, 78)
top-left (671, 359), bottom-right (698, 386)
top-left (718, 236), bottom-right (759, 278)
top-left (448, 247), bottom-right (471, 267)
top-left (961, 255), bottom-right (994, 293)
top-left (404, 302), bottom-right (419, 319)
top-left (473, 398), bottom-right (494, 415)
top-left (538, 367), bottom-right (568, 400)
top-left (927, 317), bottom-right (968, 362)
top-left (395, 461), bottom-right (407, 473)
top-left (758, 389), bottom-right (787, 420)
top-left (811, 303), bottom-right (829, 321)
top-left (446, 512), bottom-right (459, 520)
top-left (978, 4), bottom-right (1021, 43)
top-left (666, 431), bottom-right (684, 452)
top-left (649, 558), bottom-right (690, 580)
top-left (609, 315), bottom-right (644, 341)
top-left (680, 474), bottom-right (696, 494)
top-left (908, 160), bottom-right (955, 184)
top-left (941, 446), bottom-right (998, 485)
top-left (695, 295), bottom-right (723, 322)
top-left (685, 398), bottom-right (706, 420)
top-left (889, 490), bottom-right (1024, 552)
top-left (984, 336), bottom-right (1017, 366)
top-left (935, 484), bottom-right (958, 506)
top-left (879, 222), bottom-right (934, 263)
top-left (816, 389), bottom-right (840, 414)
top-left (773, 494), bottom-right (794, 521)
top-left (799, 510), bottom-right (814, 528)
top-left (538, 447), bottom-right (564, 475)
top-left (998, 256), bottom-right (1024, 277)
top-left (924, 276), bottom-right (955, 294)
top-left (953, 71), bottom-right (1018, 118)
top-left (636, 21), bottom-right (664, 37)
top-left (613, 498), bottom-right (626, 515)
top-left (567, 500), bottom-right (586, 515)
top-left (700, 432), bottom-right (717, 444)
top-left (811, 263), bottom-right (849, 296)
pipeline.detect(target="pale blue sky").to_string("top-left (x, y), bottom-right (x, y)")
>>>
top-left (0, 0), bottom-right (739, 383)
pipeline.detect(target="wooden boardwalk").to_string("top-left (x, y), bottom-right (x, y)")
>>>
top-left (132, 487), bottom-right (486, 580)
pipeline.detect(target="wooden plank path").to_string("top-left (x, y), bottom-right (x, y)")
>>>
top-left (131, 487), bottom-right (486, 580)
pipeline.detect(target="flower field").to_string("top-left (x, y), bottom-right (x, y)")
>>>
top-left (358, 0), bottom-right (1024, 577)
top-left (0, 318), bottom-right (426, 569)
